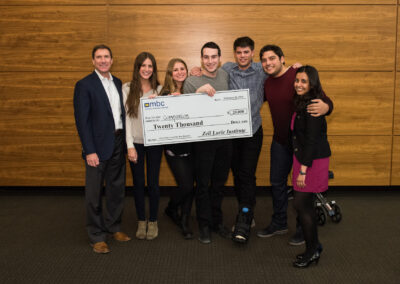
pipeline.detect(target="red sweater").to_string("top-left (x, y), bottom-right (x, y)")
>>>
top-left (264, 67), bottom-right (332, 145)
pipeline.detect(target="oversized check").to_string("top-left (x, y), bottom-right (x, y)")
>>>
top-left (140, 89), bottom-right (252, 146)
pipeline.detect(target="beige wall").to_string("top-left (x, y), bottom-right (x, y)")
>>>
top-left (0, 0), bottom-right (398, 186)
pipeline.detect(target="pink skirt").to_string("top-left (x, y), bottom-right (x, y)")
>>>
top-left (292, 155), bottom-right (329, 193)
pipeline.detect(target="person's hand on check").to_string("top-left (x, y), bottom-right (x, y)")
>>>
top-left (148, 93), bottom-right (158, 99)
top-left (196, 83), bottom-right (216, 97)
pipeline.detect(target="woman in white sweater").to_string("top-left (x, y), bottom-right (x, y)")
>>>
top-left (123, 52), bottom-right (162, 240)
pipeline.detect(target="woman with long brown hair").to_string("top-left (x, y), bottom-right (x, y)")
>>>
top-left (160, 58), bottom-right (194, 239)
top-left (123, 52), bottom-right (162, 240)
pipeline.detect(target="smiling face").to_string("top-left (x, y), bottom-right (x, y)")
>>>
top-left (261, 50), bottom-right (285, 77)
top-left (172, 62), bottom-right (187, 83)
top-left (201, 47), bottom-right (220, 76)
top-left (294, 72), bottom-right (311, 96)
top-left (92, 48), bottom-right (113, 77)
top-left (139, 58), bottom-right (153, 80)
top-left (234, 46), bottom-right (254, 70)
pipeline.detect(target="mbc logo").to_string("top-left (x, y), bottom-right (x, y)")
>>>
top-left (144, 101), bottom-right (166, 108)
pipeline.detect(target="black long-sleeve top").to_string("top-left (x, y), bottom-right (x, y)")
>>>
top-left (292, 107), bottom-right (331, 167)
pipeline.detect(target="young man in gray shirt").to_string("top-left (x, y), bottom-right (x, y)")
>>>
top-left (183, 42), bottom-right (232, 244)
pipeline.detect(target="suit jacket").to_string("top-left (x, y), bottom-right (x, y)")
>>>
top-left (74, 71), bottom-right (125, 161)
top-left (292, 108), bottom-right (331, 167)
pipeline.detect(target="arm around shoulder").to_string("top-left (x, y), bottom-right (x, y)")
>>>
top-left (221, 61), bottom-right (235, 73)
top-left (307, 90), bottom-right (333, 117)
top-left (321, 90), bottom-right (333, 115)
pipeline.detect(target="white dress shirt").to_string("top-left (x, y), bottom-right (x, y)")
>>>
top-left (95, 69), bottom-right (123, 130)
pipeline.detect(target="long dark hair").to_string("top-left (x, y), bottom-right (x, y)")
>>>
top-left (293, 65), bottom-right (323, 112)
top-left (126, 52), bottom-right (159, 118)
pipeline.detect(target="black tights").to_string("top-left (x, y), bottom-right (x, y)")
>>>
top-left (293, 191), bottom-right (319, 256)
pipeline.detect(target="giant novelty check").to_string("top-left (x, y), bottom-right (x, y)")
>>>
top-left (140, 89), bottom-right (252, 146)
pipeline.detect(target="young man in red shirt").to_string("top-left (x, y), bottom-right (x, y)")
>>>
top-left (257, 45), bottom-right (333, 245)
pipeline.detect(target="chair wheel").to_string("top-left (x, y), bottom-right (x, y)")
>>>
top-left (315, 206), bottom-right (326, 226)
top-left (330, 204), bottom-right (342, 223)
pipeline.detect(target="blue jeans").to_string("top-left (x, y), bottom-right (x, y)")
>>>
top-left (269, 140), bottom-right (293, 228)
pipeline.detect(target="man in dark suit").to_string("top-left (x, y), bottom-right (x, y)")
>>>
top-left (74, 44), bottom-right (131, 254)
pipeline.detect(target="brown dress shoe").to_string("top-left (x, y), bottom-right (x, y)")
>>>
top-left (113, 232), bottom-right (131, 242)
top-left (91, 242), bottom-right (110, 254)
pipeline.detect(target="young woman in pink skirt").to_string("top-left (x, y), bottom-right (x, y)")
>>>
top-left (291, 65), bottom-right (331, 268)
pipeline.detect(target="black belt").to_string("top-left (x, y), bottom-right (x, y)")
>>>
top-left (115, 129), bottom-right (123, 136)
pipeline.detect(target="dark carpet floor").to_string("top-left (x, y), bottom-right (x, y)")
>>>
top-left (0, 190), bottom-right (399, 283)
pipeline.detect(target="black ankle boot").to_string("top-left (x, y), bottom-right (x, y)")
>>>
top-left (181, 214), bottom-right (193, 240)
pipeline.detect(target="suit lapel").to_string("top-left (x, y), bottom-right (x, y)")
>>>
top-left (113, 77), bottom-right (125, 115)
top-left (90, 71), bottom-right (113, 116)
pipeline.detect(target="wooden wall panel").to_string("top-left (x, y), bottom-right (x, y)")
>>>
top-left (0, 1), bottom-right (105, 4)
top-left (328, 136), bottom-right (392, 185)
top-left (0, 136), bottom-right (83, 186)
top-left (110, 1), bottom-right (395, 4)
top-left (0, 162), bottom-right (84, 186)
top-left (109, 5), bottom-right (395, 72)
top-left (394, 72), bottom-right (400, 134)
top-left (398, 6), bottom-right (400, 71)
top-left (0, 72), bottom-right (84, 137)
top-left (0, 0), bottom-right (107, 6)
top-left (0, 72), bottom-right (84, 186)
top-left (391, 136), bottom-right (400, 185)
top-left (0, 6), bottom-right (107, 71)
top-left (320, 72), bottom-right (394, 135)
